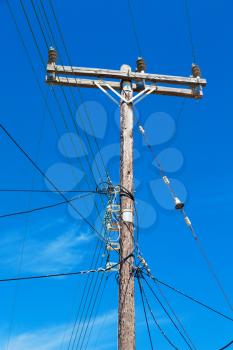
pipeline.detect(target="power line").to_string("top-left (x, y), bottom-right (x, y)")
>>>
top-left (127, 0), bottom-right (143, 57)
top-left (0, 193), bottom-right (94, 219)
top-left (137, 275), bottom-right (154, 350)
top-left (82, 275), bottom-right (109, 350)
top-left (0, 122), bottom-right (105, 242)
top-left (0, 189), bottom-right (106, 194)
top-left (46, 0), bottom-right (110, 184)
top-left (138, 274), bottom-right (180, 350)
top-left (146, 274), bottom-right (233, 323)
top-left (142, 275), bottom-right (194, 350)
top-left (184, 0), bottom-right (197, 63)
top-left (137, 112), bottom-right (233, 313)
top-left (137, 253), bottom-right (197, 350)
top-left (0, 255), bottom-right (132, 284)
top-left (219, 340), bottom-right (233, 350)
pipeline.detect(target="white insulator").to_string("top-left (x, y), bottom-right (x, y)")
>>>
top-left (138, 125), bottom-right (145, 134)
top-left (174, 196), bottom-right (184, 210)
top-left (162, 176), bottom-right (170, 185)
top-left (184, 216), bottom-right (191, 226)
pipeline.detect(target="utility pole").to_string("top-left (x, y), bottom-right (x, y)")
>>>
top-left (45, 48), bottom-right (206, 350)
top-left (118, 64), bottom-right (135, 349)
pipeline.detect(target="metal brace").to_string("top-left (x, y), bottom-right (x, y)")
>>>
top-left (94, 81), bottom-right (157, 106)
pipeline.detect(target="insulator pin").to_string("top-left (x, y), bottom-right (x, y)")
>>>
top-left (174, 196), bottom-right (184, 210)
top-left (162, 176), bottom-right (170, 185)
top-left (192, 63), bottom-right (201, 77)
top-left (48, 47), bottom-right (57, 64)
top-left (136, 57), bottom-right (146, 72)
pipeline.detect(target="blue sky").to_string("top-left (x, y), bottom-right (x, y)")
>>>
top-left (0, 0), bottom-right (233, 349)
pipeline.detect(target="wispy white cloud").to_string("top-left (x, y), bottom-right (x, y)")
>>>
top-left (0, 309), bottom-right (117, 350)
top-left (0, 221), bottom-right (94, 274)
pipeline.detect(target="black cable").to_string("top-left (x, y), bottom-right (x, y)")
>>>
top-left (0, 255), bottom-right (132, 284)
top-left (5, 5), bottom-right (112, 350)
top-left (139, 274), bottom-right (180, 350)
top-left (82, 275), bottom-right (109, 350)
top-left (78, 268), bottom-right (106, 350)
top-left (137, 275), bottom-right (154, 350)
top-left (68, 252), bottom-right (105, 350)
top-left (139, 268), bottom-right (197, 350)
top-left (0, 123), bottom-right (105, 241)
top-left (0, 270), bottom-right (102, 283)
top-left (142, 275), bottom-right (194, 350)
top-left (127, 0), bottom-right (143, 57)
top-left (18, 0), bottom-right (108, 233)
top-left (147, 275), bottom-right (233, 323)
top-left (219, 340), bottom-right (233, 350)
top-left (0, 189), bottom-right (106, 194)
top-left (47, 0), bottom-right (110, 182)
top-left (0, 193), bottom-right (94, 219)
top-left (184, 0), bottom-right (197, 63)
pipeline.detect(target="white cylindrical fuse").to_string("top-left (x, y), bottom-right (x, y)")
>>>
top-left (162, 176), bottom-right (170, 185)
top-left (184, 216), bottom-right (192, 226)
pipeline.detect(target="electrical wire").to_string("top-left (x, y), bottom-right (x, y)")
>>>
top-left (142, 275), bottom-right (194, 350)
top-left (219, 340), bottom-right (233, 350)
top-left (137, 252), bottom-right (197, 350)
top-left (184, 0), bottom-right (197, 63)
top-left (83, 275), bottom-right (109, 350)
top-left (137, 275), bottom-right (154, 350)
top-left (68, 254), bottom-right (106, 350)
top-left (0, 254), bottom-right (132, 284)
top-left (19, 0), bottom-right (108, 229)
top-left (138, 274), bottom-right (180, 350)
top-left (0, 122), bottom-right (105, 242)
top-left (0, 193), bottom-right (95, 220)
top-left (127, 0), bottom-right (143, 57)
top-left (46, 0), bottom-right (110, 184)
top-left (0, 189), bottom-right (106, 194)
top-left (146, 274), bottom-right (233, 323)
top-left (77, 267), bottom-right (106, 350)
top-left (136, 108), bottom-right (233, 314)
top-left (5, 3), bottom-right (114, 350)
top-left (4, 88), bottom-right (48, 350)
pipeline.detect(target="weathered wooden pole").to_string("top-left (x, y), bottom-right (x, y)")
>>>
top-left (118, 64), bottom-right (135, 350)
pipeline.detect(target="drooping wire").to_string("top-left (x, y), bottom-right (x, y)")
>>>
top-left (0, 189), bottom-right (106, 194)
top-left (76, 266), bottom-right (106, 350)
top-left (136, 109), bottom-right (233, 313)
top-left (68, 255), bottom-right (106, 350)
top-left (0, 193), bottom-right (95, 220)
top-left (147, 275), bottom-right (233, 323)
top-left (137, 274), bottom-right (154, 350)
top-left (0, 257), bottom-right (131, 284)
top-left (142, 275), bottom-right (194, 350)
top-left (82, 275), bottom-right (109, 350)
top-left (46, 0), bottom-right (110, 183)
top-left (0, 122), bottom-right (104, 242)
top-left (19, 0), bottom-right (108, 223)
top-left (4, 88), bottom-right (48, 350)
top-left (219, 340), bottom-right (233, 350)
top-left (138, 274), bottom-right (181, 350)
top-left (5, 4), bottom-right (112, 350)
top-left (137, 253), bottom-right (197, 349)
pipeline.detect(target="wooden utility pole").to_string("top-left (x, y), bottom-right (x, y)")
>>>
top-left (118, 64), bottom-right (135, 349)
top-left (45, 48), bottom-right (206, 350)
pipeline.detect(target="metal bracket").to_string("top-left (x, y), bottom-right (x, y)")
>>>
top-left (94, 81), bottom-right (157, 105)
